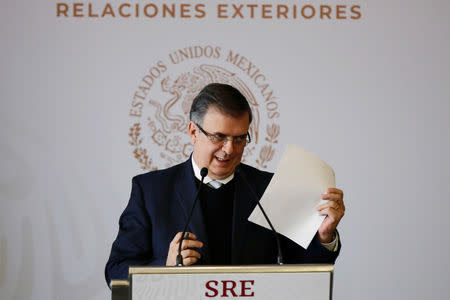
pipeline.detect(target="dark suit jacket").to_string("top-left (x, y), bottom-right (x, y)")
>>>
top-left (105, 159), bottom-right (340, 284)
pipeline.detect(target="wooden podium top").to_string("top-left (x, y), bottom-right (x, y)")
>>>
top-left (129, 264), bottom-right (334, 275)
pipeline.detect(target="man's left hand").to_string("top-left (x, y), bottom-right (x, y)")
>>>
top-left (316, 188), bottom-right (345, 243)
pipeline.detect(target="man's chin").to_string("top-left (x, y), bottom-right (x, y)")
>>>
top-left (209, 167), bottom-right (234, 180)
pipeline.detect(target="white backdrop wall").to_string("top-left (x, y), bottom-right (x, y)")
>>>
top-left (1, 0), bottom-right (449, 299)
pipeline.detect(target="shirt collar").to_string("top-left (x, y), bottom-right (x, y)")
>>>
top-left (191, 156), bottom-right (234, 185)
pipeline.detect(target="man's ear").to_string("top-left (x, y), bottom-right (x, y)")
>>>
top-left (188, 121), bottom-right (197, 143)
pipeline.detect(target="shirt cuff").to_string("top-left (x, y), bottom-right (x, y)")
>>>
top-left (320, 231), bottom-right (339, 252)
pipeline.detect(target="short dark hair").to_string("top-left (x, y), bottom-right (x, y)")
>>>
top-left (189, 83), bottom-right (252, 125)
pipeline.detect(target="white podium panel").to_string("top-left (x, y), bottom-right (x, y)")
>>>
top-left (128, 265), bottom-right (333, 300)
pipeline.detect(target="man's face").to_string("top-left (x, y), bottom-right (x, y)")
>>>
top-left (189, 106), bottom-right (250, 180)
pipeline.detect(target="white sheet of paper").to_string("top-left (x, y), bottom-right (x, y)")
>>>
top-left (248, 144), bottom-right (335, 249)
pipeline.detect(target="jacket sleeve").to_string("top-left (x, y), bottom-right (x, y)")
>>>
top-left (282, 231), bottom-right (341, 264)
top-left (104, 176), bottom-right (164, 285)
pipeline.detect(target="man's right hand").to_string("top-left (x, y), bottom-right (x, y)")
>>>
top-left (166, 232), bottom-right (203, 266)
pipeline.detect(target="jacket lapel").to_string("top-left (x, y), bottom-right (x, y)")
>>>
top-left (174, 159), bottom-right (211, 264)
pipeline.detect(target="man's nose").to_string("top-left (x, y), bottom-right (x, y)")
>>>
top-left (221, 138), bottom-right (235, 154)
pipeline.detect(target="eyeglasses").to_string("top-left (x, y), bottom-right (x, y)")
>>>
top-left (195, 123), bottom-right (251, 146)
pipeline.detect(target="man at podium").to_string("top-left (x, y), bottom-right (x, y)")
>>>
top-left (105, 83), bottom-right (345, 285)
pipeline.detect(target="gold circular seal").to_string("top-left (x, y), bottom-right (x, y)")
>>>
top-left (128, 45), bottom-right (281, 171)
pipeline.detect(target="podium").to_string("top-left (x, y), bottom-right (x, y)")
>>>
top-left (111, 264), bottom-right (334, 300)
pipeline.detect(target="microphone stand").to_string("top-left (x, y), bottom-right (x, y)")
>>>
top-left (236, 165), bottom-right (284, 265)
top-left (176, 167), bottom-right (208, 266)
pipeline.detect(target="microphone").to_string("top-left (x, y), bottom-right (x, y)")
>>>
top-left (176, 167), bottom-right (208, 266)
top-left (235, 165), bottom-right (284, 265)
